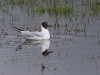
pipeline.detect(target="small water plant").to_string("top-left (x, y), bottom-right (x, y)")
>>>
top-left (35, 6), bottom-right (45, 15)
top-left (92, 4), bottom-right (100, 14)
top-left (0, 0), bottom-right (74, 17)
top-left (47, 4), bottom-right (74, 16)
top-left (91, 0), bottom-right (100, 15)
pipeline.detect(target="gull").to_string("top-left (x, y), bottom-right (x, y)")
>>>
top-left (13, 22), bottom-right (52, 40)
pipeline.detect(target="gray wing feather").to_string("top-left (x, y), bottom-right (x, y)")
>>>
top-left (21, 31), bottom-right (44, 37)
top-left (31, 32), bottom-right (44, 37)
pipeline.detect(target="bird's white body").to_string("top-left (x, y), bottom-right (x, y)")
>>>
top-left (20, 25), bottom-right (50, 40)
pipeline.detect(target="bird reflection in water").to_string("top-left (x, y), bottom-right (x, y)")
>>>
top-left (16, 39), bottom-right (53, 56)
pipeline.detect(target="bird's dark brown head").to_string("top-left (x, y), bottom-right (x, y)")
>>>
top-left (42, 22), bottom-right (52, 29)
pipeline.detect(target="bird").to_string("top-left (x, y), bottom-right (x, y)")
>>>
top-left (13, 22), bottom-right (52, 40)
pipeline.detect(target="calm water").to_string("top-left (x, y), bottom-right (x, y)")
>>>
top-left (0, 0), bottom-right (100, 75)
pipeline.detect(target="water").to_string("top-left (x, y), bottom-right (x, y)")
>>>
top-left (0, 0), bottom-right (100, 75)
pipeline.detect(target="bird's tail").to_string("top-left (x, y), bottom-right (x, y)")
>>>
top-left (13, 27), bottom-right (24, 32)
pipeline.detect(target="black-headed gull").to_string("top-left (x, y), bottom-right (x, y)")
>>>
top-left (14, 22), bottom-right (52, 40)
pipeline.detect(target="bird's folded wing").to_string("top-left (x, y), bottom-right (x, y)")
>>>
top-left (21, 31), bottom-right (44, 37)
top-left (31, 32), bottom-right (44, 37)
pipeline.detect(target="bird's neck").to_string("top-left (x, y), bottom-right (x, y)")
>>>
top-left (41, 25), bottom-right (49, 32)
top-left (41, 25), bottom-right (50, 39)
top-left (41, 25), bottom-right (50, 37)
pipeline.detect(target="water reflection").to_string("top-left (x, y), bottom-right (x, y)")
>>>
top-left (16, 39), bottom-right (53, 56)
